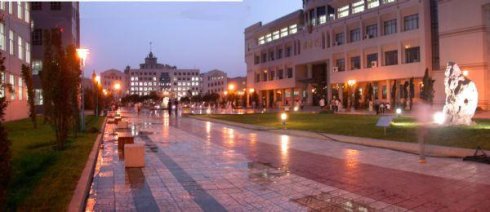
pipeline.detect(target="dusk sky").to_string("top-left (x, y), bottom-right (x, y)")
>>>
top-left (80, 0), bottom-right (302, 77)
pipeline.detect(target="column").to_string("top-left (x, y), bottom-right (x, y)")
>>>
top-left (386, 80), bottom-right (391, 103)
top-left (339, 85), bottom-right (344, 108)
top-left (307, 64), bottom-right (313, 79)
top-left (273, 89), bottom-right (278, 108)
top-left (290, 88), bottom-right (295, 105)
top-left (282, 89), bottom-right (286, 106)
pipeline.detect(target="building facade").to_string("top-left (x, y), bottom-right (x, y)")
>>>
top-left (31, 2), bottom-right (80, 112)
top-left (245, 0), bottom-right (490, 110)
top-left (1, 2), bottom-right (32, 121)
top-left (200, 69), bottom-right (227, 95)
top-left (228, 76), bottom-right (247, 93)
top-left (126, 52), bottom-right (200, 99)
top-left (101, 69), bottom-right (126, 96)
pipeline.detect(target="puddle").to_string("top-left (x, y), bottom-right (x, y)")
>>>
top-left (292, 192), bottom-right (375, 212)
top-left (247, 162), bottom-right (289, 184)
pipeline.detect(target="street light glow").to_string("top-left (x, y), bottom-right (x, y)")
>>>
top-left (347, 79), bottom-right (357, 87)
top-left (249, 88), bottom-right (255, 93)
top-left (281, 112), bottom-right (287, 121)
top-left (396, 108), bottom-right (402, 115)
top-left (228, 84), bottom-right (235, 91)
top-left (76, 48), bottom-right (89, 66)
top-left (114, 82), bottom-right (121, 90)
top-left (433, 112), bottom-right (446, 125)
top-left (94, 75), bottom-right (101, 84)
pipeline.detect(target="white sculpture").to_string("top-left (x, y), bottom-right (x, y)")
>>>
top-left (442, 62), bottom-right (478, 125)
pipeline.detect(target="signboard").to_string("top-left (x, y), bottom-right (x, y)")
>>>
top-left (376, 116), bottom-right (394, 127)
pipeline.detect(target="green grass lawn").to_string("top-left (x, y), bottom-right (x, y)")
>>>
top-left (199, 113), bottom-right (490, 150)
top-left (5, 116), bottom-right (104, 211)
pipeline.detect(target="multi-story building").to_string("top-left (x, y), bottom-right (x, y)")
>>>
top-left (126, 52), bottom-right (200, 98)
top-left (1, 2), bottom-right (32, 121)
top-left (31, 2), bottom-right (80, 112)
top-left (245, 0), bottom-right (490, 110)
top-left (200, 69), bottom-right (227, 95)
top-left (100, 69), bottom-right (126, 95)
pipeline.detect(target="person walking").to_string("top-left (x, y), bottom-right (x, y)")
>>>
top-left (168, 100), bottom-right (173, 116)
top-left (319, 98), bottom-right (325, 110)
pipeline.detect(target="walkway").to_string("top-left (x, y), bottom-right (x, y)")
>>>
top-left (85, 109), bottom-right (490, 211)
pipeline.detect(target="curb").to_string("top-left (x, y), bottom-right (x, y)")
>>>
top-left (188, 116), bottom-right (476, 158)
top-left (68, 117), bottom-right (107, 212)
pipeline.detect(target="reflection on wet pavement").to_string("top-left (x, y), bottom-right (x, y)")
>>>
top-left (86, 109), bottom-right (490, 211)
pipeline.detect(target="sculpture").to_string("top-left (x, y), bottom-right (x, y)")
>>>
top-left (442, 62), bottom-right (478, 125)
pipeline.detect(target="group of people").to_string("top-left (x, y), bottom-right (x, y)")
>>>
top-left (372, 100), bottom-right (391, 115)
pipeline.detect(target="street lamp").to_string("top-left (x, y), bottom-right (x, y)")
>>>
top-left (93, 74), bottom-right (101, 117)
top-left (113, 82), bottom-right (121, 103)
top-left (347, 80), bottom-right (357, 111)
top-left (280, 112), bottom-right (288, 129)
top-left (76, 48), bottom-right (89, 131)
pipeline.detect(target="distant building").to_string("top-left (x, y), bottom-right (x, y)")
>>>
top-left (200, 69), bottom-right (227, 95)
top-left (227, 76), bottom-right (247, 93)
top-left (245, 0), bottom-right (490, 109)
top-left (126, 52), bottom-right (200, 98)
top-left (1, 2), bottom-right (32, 121)
top-left (101, 69), bottom-right (126, 95)
top-left (31, 2), bottom-right (80, 112)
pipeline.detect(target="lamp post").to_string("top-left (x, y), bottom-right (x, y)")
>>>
top-left (93, 74), bottom-right (101, 117)
top-left (113, 82), bottom-right (121, 103)
top-left (347, 80), bottom-right (357, 111)
top-left (280, 112), bottom-right (288, 129)
top-left (76, 48), bottom-right (89, 131)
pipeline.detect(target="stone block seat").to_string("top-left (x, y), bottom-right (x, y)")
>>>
top-left (124, 144), bottom-right (145, 168)
top-left (117, 132), bottom-right (134, 151)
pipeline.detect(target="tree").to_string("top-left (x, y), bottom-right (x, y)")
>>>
top-left (420, 68), bottom-right (435, 104)
top-left (21, 65), bottom-right (36, 128)
top-left (391, 80), bottom-right (397, 107)
top-left (409, 77), bottom-right (415, 110)
top-left (0, 52), bottom-right (10, 208)
top-left (41, 29), bottom-right (80, 150)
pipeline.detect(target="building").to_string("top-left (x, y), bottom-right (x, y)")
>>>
top-left (126, 52), bottom-right (200, 98)
top-left (200, 69), bottom-right (227, 95)
top-left (1, 2), bottom-right (32, 121)
top-left (245, 0), bottom-right (490, 110)
top-left (31, 2), bottom-right (80, 112)
top-left (227, 76), bottom-right (247, 93)
top-left (100, 69), bottom-right (126, 95)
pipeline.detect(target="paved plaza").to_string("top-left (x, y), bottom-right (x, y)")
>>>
top-left (85, 109), bottom-right (490, 211)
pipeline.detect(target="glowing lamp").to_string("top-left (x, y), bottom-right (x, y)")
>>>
top-left (76, 48), bottom-right (89, 66)
top-left (94, 75), bottom-right (101, 84)
top-left (396, 108), bottom-right (402, 115)
top-left (433, 112), bottom-right (446, 125)
top-left (249, 88), bottom-right (255, 93)
top-left (281, 112), bottom-right (288, 121)
top-left (228, 84), bottom-right (235, 91)
top-left (463, 70), bottom-right (469, 77)
top-left (113, 83), bottom-right (121, 90)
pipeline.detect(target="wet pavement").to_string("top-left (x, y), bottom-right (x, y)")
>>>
top-left (86, 109), bottom-right (490, 211)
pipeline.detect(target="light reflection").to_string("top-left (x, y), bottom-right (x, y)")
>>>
top-left (344, 149), bottom-right (359, 170)
top-left (280, 135), bottom-right (290, 172)
top-left (206, 121), bottom-right (212, 134)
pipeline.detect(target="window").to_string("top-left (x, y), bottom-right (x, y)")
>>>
top-left (367, 53), bottom-right (378, 68)
top-left (254, 55), bottom-right (260, 64)
top-left (18, 36), bottom-right (23, 60)
top-left (24, 3), bottom-right (29, 22)
top-left (269, 51), bottom-right (274, 61)
top-left (18, 78), bottom-right (22, 100)
top-left (9, 30), bottom-right (14, 55)
top-left (32, 29), bottom-right (42, 45)
top-left (261, 53), bottom-right (267, 63)
top-left (9, 75), bottom-right (15, 100)
top-left (0, 2), bottom-right (4, 10)
top-left (366, 24), bottom-right (377, 38)
top-left (17, 2), bottom-right (22, 20)
top-left (335, 32), bottom-right (344, 45)
top-left (317, 6), bottom-right (327, 24)
top-left (280, 27), bottom-right (288, 37)
top-left (277, 49), bottom-right (283, 59)
top-left (382, 0), bottom-right (395, 4)
top-left (31, 2), bottom-right (42, 10)
top-left (25, 42), bottom-right (30, 63)
top-left (265, 33), bottom-right (272, 42)
top-left (8, 2), bottom-right (12, 14)
top-left (367, 0), bottom-right (380, 9)
top-left (0, 23), bottom-right (5, 51)
top-left (34, 89), bottom-right (43, 105)
top-left (352, 0), bottom-right (365, 14)
top-left (255, 73), bottom-right (260, 82)
top-left (405, 47), bottom-right (420, 63)
top-left (263, 72), bottom-right (267, 82)
top-left (278, 69), bottom-right (284, 79)
top-left (287, 68), bottom-right (293, 78)
top-left (384, 50), bottom-right (398, 66)
top-left (336, 59), bottom-right (345, 72)
top-left (289, 24), bottom-right (298, 34)
top-left (383, 19), bottom-right (397, 35)
top-left (404, 14), bottom-right (419, 31)
top-left (351, 56), bottom-right (361, 70)
top-left (337, 5), bottom-right (349, 18)
top-left (285, 47), bottom-right (291, 57)
top-left (350, 28), bottom-right (361, 42)
top-left (272, 31), bottom-right (280, 40)
top-left (269, 71), bottom-right (275, 81)
top-left (50, 2), bottom-right (61, 10)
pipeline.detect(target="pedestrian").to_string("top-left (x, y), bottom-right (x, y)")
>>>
top-left (168, 100), bottom-right (173, 116)
top-left (374, 99), bottom-right (380, 115)
top-left (380, 102), bottom-right (385, 114)
top-left (319, 98), bottom-right (325, 110)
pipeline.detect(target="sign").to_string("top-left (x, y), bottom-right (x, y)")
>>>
top-left (376, 116), bottom-right (394, 128)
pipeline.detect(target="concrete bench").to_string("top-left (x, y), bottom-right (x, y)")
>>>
top-left (117, 132), bottom-right (134, 151)
top-left (124, 144), bottom-right (145, 168)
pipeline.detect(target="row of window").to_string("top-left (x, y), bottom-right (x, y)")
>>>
top-left (0, 23), bottom-right (31, 63)
top-left (334, 14), bottom-right (419, 45)
top-left (254, 46), bottom-right (293, 64)
top-left (333, 46), bottom-right (420, 72)
top-left (337, 0), bottom-right (396, 19)
top-left (0, 73), bottom-right (25, 101)
top-left (208, 81), bottom-right (224, 87)
top-left (258, 24), bottom-right (298, 45)
top-left (255, 68), bottom-right (294, 83)
top-left (31, 2), bottom-right (62, 11)
top-left (0, 2), bottom-right (30, 24)
top-left (129, 71), bottom-right (199, 76)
